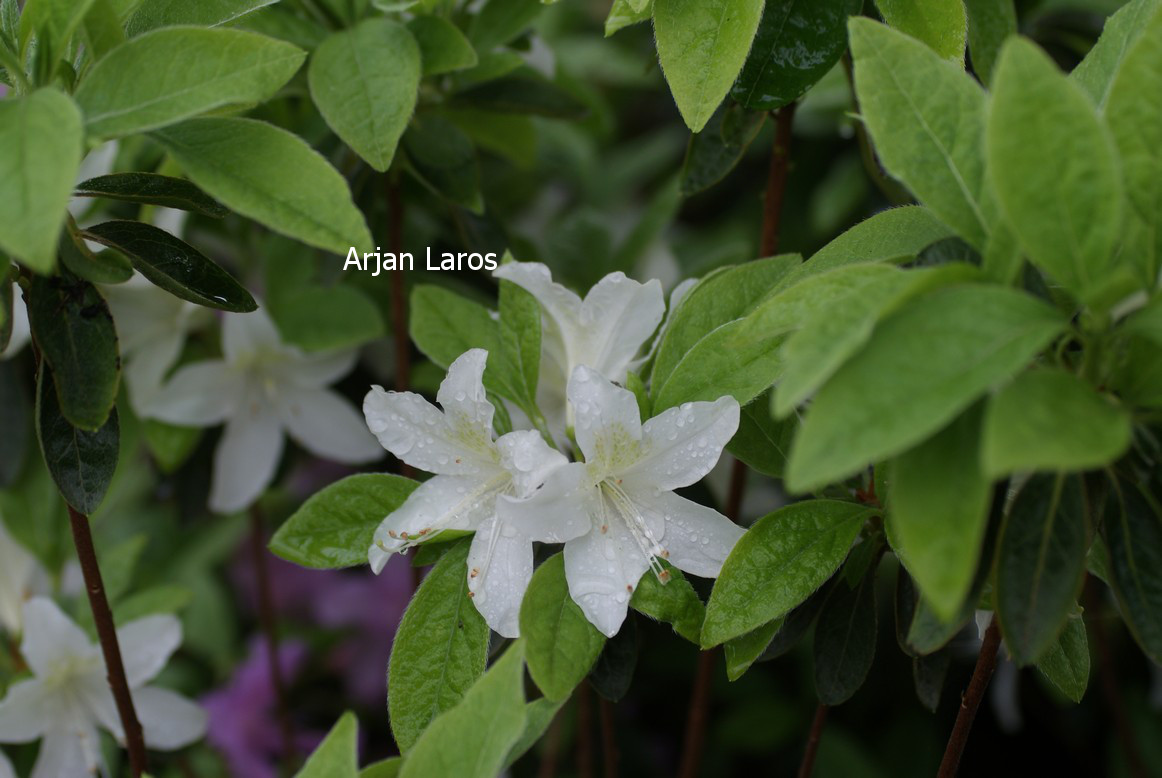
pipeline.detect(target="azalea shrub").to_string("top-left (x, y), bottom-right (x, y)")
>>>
top-left (2, 0), bottom-right (1162, 777)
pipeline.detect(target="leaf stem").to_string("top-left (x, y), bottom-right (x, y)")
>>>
top-left (937, 616), bottom-right (1001, 778)
top-left (796, 703), bottom-right (829, 778)
top-left (67, 504), bottom-right (148, 778)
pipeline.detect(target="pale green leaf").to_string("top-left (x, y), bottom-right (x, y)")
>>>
top-left (723, 618), bottom-right (781, 681)
top-left (125, 0), bottom-right (278, 36)
top-left (605, 0), bottom-right (653, 36)
top-left (630, 563), bottom-right (705, 643)
top-left (793, 206), bottom-right (954, 278)
top-left (873, 0), bottom-right (966, 61)
top-left (408, 16), bottom-right (477, 75)
top-left (1070, 0), bottom-right (1162, 108)
top-left (296, 712), bottom-right (358, 778)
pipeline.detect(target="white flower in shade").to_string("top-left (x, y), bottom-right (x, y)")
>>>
top-left (0, 598), bottom-right (206, 778)
top-left (144, 307), bottom-right (381, 513)
top-left (363, 349), bottom-right (568, 637)
top-left (0, 287), bottom-right (30, 360)
top-left (102, 275), bottom-right (214, 415)
top-left (492, 262), bottom-right (665, 432)
top-left (500, 366), bottom-right (744, 637)
top-left (0, 519), bottom-right (49, 636)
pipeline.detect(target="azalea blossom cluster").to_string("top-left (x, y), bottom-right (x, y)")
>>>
top-left (362, 263), bottom-right (745, 637)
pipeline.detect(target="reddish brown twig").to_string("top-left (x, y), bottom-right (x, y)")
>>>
top-left (796, 703), bottom-right (829, 778)
top-left (599, 697), bottom-right (620, 778)
top-left (937, 617), bottom-right (1002, 777)
top-left (249, 505), bottom-right (296, 769)
top-left (68, 505), bottom-right (147, 777)
top-left (761, 103), bottom-right (798, 258)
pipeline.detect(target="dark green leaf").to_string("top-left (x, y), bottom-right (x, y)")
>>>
top-left (913, 649), bottom-right (951, 712)
top-left (1102, 477), bottom-right (1162, 664)
top-left (724, 618), bottom-right (782, 681)
top-left (402, 117), bottom-right (482, 213)
top-left (588, 617), bottom-right (637, 701)
top-left (1035, 608), bottom-right (1089, 702)
top-left (467, 0), bottom-right (541, 51)
top-left (679, 103), bottom-right (766, 196)
top-left (813, 569), bottom-right (877, 705)
top-left (59, 226), bottom-right (133, 285)
top-left (451, 68), bottom-right (588, 119)
top-left (964, 0), bottom-right (1016, 84)
top-left (0, 359), bottom-right (32, 487)
top-left (759, 582), bottom-right (833, 661)
top-left (408, 15), bottom-right (478, 75)
top-left (727, 390), bottom-right (795, 478)
top-left (74, 173), bottom-right (228, 217)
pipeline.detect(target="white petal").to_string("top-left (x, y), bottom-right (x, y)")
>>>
top-left (117, 615), bottom-right (182, 687)
top-left (77, 672), bottom-right (123, 741)
top-left (495, 429), bottom-right (568, 497)
top-left (567, 366), bottom-right (642, 471)
top-left (123, 332), bottom-right (184, 415)
top-left (497, 462), bottom-right (595, 544)
top-left (279, 386), bottom-right (382, 464)
top-left (363, 386), bottom-right (496, 475)
top-left (1, 287), bottom-right (30, 359)
top-left (102, 279), bottom-right (185, 355)
top-left (466, 514), bottom-right (533, 639)
top-left (135, 686), bottom-right (207, 750)
top-left (622, 396), bottom-right (740, 492)
top-left (631, 490), bottom-right (744, 578)
top-left (0, 521), bottom-right (44, 634)
top-left (436, 349), bottom-right (495, 438)
top-left (222, 308), bottom-right (281, 363)
top-left (369, 474), bottom-right (504, 567)
top-left (0, 679), bottom-right (50, 742)
top-left (20, 599), bottom-right (97, 678)
top-left (30, 727), bottom-right (100, 778)
top-left (631, 277), bottom-right (698, 371)
top-left (208, 395), bottom-right (285, 514)
top-left (281, 348), bottom-right (359, 388)
top-left (144, 361), bottom-right (240, 426)
top-left (563, 516), bottom-right (649, 638)
top-left (576, 272), bottom-right (665, 381)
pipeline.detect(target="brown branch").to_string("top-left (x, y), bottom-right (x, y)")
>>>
top-left (577, 682), bottom-right (595, 778)
top-left (937, 616), bottom-right (1001, 778)
top-left (68, 505), bottom-right (147, 777)
top-left (599, 697), bottom-right (619, 778)
top-left (796, 703), bottom-right (829, 778)
top-left (1087, 584), bottom-right (1149, 778)
top-left (249, 504), bottom-right (296, 770)
top-left (761, 102), bottom-right (798, 258)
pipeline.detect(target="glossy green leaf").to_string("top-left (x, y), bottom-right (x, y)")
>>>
top-left (731, 0), bottom-right (861, 111)
top-left (0, 89), bottom-right (82, 273)
top-left (786, 285), bottom-right (1064, 493)
top-left (152, 118), bottom-right (373, 254)
top-left (271, 475), bottom-right (417, 570)
top-left (654, 0), bottom-right (765, 132)
top-left (402, 117), bottom-right (482, 213)
top-left (813, 569), bottom-right (877, 705)
top-left (702, 500), bottom-right (873, 647)
top-left (1035, 609), bottom-right (1089, 703)
top-left (679, 103), bottom-right (767, 196)
top-left (389, 539), bottom-right (490, 752)
top-left (296, 712), bottom-right (358, 778)
top-left (888, 405), bottom-right (991, 621)
top-left (126, 0), bottom-right (278, 36)
top-left (995, 474), bottom-right (1089, 666)
top-left (873, 0), bottom-right (966, 61)
top-left (981, 368), bottom-right (1132, 477)
top-left (964, 0), bottom-right (1016, 84)
top-left (400, 641), bottom-right (528, 778)
top-left (83, 220), bottom-right (256, 312)
top-left (630, 563), bottom-right (705, 644)
top-left (74, 173), bottom-right (227, 217)
top-left (408, 16), bottom-right (477, 75)
top-left (75, 27), bottom-right (305, 140)
top-left (724, 618), bottom-right (782, 681)
top-left (35, 365), bottom-right (119, 515)
top-left (521, 554), bottom-right (607, 702)
top-left (58, 226), bottom-right (133, 285)
top-left (26, 274), bottom-right (120, 431)
top-left (987, 39), bottom-right (1123, 302)
top-left (1102, 478), bottom-right (1162, 664)
top-left (849, 18), bottom-right (989, 249)
top-left (1070, 0), bottom-right (1162, 107)
top-left (309, 19), bottom-right (420, 172)
top-left (727, 390), bottom-right (795, 478)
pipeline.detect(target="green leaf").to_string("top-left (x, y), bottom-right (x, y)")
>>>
top-left (987, 38), bottom-right (1123, 303)
top-left (389, 539), bottom-right (490, 752)
top-left (35, 365), bottom-right (119, 515)
top-left (0, 359), bottom-right (32, 488)
top-left (408, 16), bottom-right (477, 75)
top-left (296, 712), bottom-right (358, 778)
top-left (654, 0), bottom-right (765, 132)
top-left (1102, 477), bottom-right (1162, 664)
top-left (727, 390), bottom-right (795, 478)
top-left (26, 274), bottom-right (120, 431)
top-left (402, 117), bottom-right (482, 213)
top-left (702, 500), bottom-right (873, 647)
top-left (400, 641), bottom-right (528, 778)
top-left (731, 0), bottom-right (861, 111)
top-left (995, 474), bottom-right (1089, 666)
top-left (309, 19), bottom-right (420, 173)
top-left (503, 698), bottom-right (563, 770)
top-left (587, 619), bottom-right (637, 701)
top-left (981, 368), bottom-right (1132, 477)
top-left (101, 535), bottom-right (147, 603)
top-left (630, 562), bottom-right (705, 644)
top-left (152, 117), bottom-right (373, 254)
top-left (74, 173), bottom-right (228, 217)
top-left (786, 285), bottom-right (1064, 493)
top-left (126, 0), bottom-right (279, 36)
top-left (467, 0), bottom-right (541, 51)
top-left (605, 0), bottom-right (653, 36)
top-left (520, 554), bottom-right (606, 701)
top-left (271, 475), bottom-right (417, 570)
top-left (451, 68), bottom-right (589, 119)
top-left (270, 285), bottom-right (384, 353)
top-left (813, 569), bottom-right (878, 705)
top-left (849, 18), bottom-right (988, 249)
top-left (888, 405), bottom-right (991, 621)
top-left (0, 89), bottom-right (82, 273)
top-left (912, 649), bottom-right (951, 712)
top-left (141, 419), bottom-right (201, 474)
top-left (75, 27), bottom-right (305, 140)
top-left (59, 225), bottom-right (133, 285)
top-left (1070, 0), bottom-right (1162, 108)
top-left (1035, 609), bottom-right (1089, 703)
top-left (678, 102), bottom-right (767, 196)
top-left (360, 758), bottom-right (402, 778)
top-left (497, 274), bottom-right (541, 413)
top-left (83, 220), bottom-right (256, 312)
top-left (19, 0), bottom-right (97, 62)
top-left (873, 0), bottom-right (966, 61)
top-left (963, 0), bottom-right (1016, 84)
top-left (797, 206), bottom-right (954, 277)
top-left (113, 584), bottom-right (194, 624)
top-left (724, 618), bottom-right (782, 681)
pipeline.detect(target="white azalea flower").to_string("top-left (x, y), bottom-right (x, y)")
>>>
top-left (0, 288), bottom-right (30, 360)
top-left (0, 519), bottom-right (48, 635)
top-left (102, 275), bottom-right (214, 415)
top-left (144, 307), bottom-right (381, 513)
top-left (363, 348), bottom-right (568, 637)
top-left (493, 262), bottom-right (665, 433)
top-left (500, 366), bottom-right (744, 637)
top-left (0, 598), bottom-right (206, 778)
